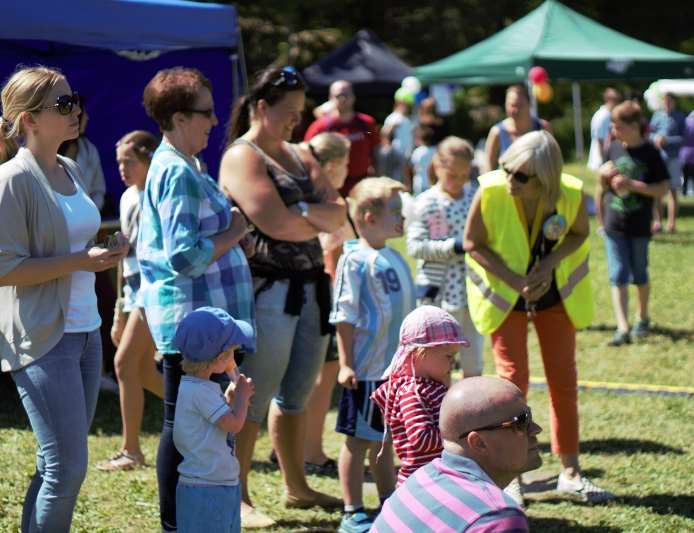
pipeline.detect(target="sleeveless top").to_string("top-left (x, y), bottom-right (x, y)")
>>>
top-left (233, 139), bottom-right (324, 275)
top-left (496, 117), bottom-right (543, 155)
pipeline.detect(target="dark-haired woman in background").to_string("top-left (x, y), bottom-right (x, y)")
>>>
top-left (220, 66), bottom-right (345, 528)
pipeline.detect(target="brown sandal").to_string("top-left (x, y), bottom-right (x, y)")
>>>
top-left (96, 451), bottom-right (145, 472)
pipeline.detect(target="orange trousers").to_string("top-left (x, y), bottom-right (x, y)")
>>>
top-left (491, 304), bottom-right (579, 454)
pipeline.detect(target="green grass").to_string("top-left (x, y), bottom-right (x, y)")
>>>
top-left (1, 163), bottom-right (693, 532)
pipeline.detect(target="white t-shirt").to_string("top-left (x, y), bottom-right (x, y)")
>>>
top-left (173, 376), bottom-right (239, 486)
top-left (119, 186), bottom-right (142, 278)
top-left (588, 105), bottom-right (612, 171)
top-left (54, 172), bottom-right (102, 333)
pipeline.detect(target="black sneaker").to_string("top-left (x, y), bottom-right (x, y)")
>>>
top-left (607, 330), bottom-right (631, 347)
top-left (631, 319), bottom-right (650, 339)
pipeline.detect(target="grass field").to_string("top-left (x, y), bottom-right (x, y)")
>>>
top-left (1, 163), bottom-right (693, 532)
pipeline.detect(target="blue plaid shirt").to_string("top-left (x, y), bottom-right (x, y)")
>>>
top-left (137, 143), bottom-right (255, 355)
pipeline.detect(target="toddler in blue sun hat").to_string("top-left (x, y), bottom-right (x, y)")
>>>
top-left (172, 307), bottom-right (255, 533)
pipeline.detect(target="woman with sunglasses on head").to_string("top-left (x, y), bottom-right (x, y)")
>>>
top-left (464, 130), bottom-right (614, 506)
top-left (0, 66), bottom-right (129, 532)
top-left (138, 67), bottom-right (255, 533)
top-left (219, 66), bottom-right (345, 527)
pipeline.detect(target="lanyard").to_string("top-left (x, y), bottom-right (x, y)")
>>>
top-left (514, 196), bottom-right (545, 250)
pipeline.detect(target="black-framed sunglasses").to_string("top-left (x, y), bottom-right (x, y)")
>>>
top-left (502, 165), bottom-right (534, 184)
top-left (460, 407), bottom-right (533, 439)
top-left (271, 66), bottom-right (304, 89)
top-left (38, 92), bottom-right (80, 116)
top-left (180, 108), bottom-right (216, 119)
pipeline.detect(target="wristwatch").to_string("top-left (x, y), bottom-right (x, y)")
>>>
top-left (297, 201), bottom-right (310, 218)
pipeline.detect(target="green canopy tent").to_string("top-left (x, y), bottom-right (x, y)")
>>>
top-left (415, 0), bottom-right (694, 156)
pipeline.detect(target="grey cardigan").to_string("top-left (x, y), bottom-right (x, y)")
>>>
top-left (0, 147), bottom-right (91, 371)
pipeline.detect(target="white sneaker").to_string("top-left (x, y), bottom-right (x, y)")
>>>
top-left (556, 472), bottom-right (615, 503)
top-left (503, 477), bottom-right (524, 508)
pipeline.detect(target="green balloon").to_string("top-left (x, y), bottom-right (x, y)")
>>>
top-left (395, 87), bottom-right (415, 105)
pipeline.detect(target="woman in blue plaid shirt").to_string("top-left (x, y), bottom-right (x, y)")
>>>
top-left (137, 67), bottom-right (254, 533)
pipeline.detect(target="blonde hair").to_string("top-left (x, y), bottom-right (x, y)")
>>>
top-left (499, 130), bottom-right (563, 207)
top-left (181, 352), bottom-right (226, 375)
top-left (307, 132), bottom-right (350, 165)
top-left (347, 176), bottom-right (405, 223)
top-left (428, 135), bottom-right (474, 186)
top-left (0, 66), bottom-right (65, 163)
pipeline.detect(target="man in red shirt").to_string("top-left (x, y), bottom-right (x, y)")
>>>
top-left (304, 80), bottom-right (380, 196)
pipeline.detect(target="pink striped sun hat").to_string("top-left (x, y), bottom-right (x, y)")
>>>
top-left (384, 305), bottom-right (469, 377)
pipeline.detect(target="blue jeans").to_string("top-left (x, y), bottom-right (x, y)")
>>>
top-left (241, 280), bottom-right (329, 423)
top-left (176, 483), bottom-right (240, 533)
top-left (11, 330), bottom-right (102, 533)
top-left (604, 233), bottom-right (650, 286)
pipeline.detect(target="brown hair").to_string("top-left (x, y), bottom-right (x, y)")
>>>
top-left (116, 130), bottom-right (159, 164)
top-left (1, 66), bottom-right (65, 163)
top-left (611, 100), bottom-right (642, 125)
top-left (347, 176), bottom-right (405, 223)
top-left (226, 66), bottom-right (306, 145)
top-left (143, 67), bottom-right (212, 131)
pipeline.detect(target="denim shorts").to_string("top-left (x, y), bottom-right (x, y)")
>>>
top-left (605, 233), bottom-right (650, 286)
top-left (176, 483), bottom-right (240, 533)
top-left (240, 279), bottom-right (329, 423)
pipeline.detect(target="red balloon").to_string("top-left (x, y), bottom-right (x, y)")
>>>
top-left (528, 66), bottom-right (549, 84)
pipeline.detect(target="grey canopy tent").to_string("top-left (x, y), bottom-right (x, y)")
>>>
top-left (415, 0), bottom-right (694, 156)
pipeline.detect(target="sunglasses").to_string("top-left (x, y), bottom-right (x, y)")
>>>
top-left (39, 92), bottom-right (80, 116)
top-left (180, 108), bottom-right (216, 119)
top-left (270, 66), bottom-right (304, 89)
top-left (460, 407), bottom-right (533, 439)
top-left (502, 165), bottom-right (534, 184)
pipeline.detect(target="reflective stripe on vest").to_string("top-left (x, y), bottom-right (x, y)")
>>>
top-left (466, 265), bottom-right (513, 313)
top-left (559, 256), bottom-right (589, 301)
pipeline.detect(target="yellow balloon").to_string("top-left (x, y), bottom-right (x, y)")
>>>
top-left (533, 82), bottom-right (553, 103)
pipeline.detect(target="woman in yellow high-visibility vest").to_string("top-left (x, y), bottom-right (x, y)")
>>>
top-left (464, 131), bottom-right (613, 505)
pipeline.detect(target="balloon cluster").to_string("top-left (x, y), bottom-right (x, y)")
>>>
top-left (644, 81), bottom-right (664, 112)
top-left (395, 76), bottom-right (422, 105)
top-left (528, 66), bottom-right (553, 103)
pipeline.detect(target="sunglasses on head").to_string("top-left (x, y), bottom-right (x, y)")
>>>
top-left (502, 165), bottom-right (534, 184)
top-left (39, 92), bottom-right (80, 116)
top-left (271, 66), bottom-right (304, 89)
top-left (460, 407), bottom-right (533, 439)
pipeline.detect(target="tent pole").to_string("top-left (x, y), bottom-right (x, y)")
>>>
top-left (572, 82), bottom-right (584, 159)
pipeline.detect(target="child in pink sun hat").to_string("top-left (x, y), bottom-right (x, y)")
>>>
top-left (371, 305), bottom-right (469, 486)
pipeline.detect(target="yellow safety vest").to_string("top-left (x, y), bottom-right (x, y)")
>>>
top-left (466, 170), bottom-right (593, 335)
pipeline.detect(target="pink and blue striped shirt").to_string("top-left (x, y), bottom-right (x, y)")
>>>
top-left (371, 451), bottom-right (528, 533)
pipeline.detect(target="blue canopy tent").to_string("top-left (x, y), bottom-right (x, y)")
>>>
top-left (1, 0), bottom-right (245, 213)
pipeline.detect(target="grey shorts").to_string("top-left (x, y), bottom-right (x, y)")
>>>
top-left (240, 279), bottom-right (329, 423)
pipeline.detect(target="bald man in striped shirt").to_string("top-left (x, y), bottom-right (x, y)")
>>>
top-left (371, 376), bottom-right (542, 532)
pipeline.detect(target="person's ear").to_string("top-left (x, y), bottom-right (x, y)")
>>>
top-left (256, 99), bottom-right (269, 115)
top-left (363, 209), bottom-right (376, 225)
top-left (21, 111), bottom-right (39, 132)
top-left (466, 431), bottom-right (487, 453)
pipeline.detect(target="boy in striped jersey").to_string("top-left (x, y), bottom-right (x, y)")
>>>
top-left (371, 306), bottom-right (469, 487)
top-left (330, 177), bottom-right (416, 533)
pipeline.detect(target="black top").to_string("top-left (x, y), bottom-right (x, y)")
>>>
top-left (604, 140), bottom-right (670, 237)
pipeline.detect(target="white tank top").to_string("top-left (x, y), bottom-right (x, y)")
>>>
top-left (54, 171), bottom-right (102, 333)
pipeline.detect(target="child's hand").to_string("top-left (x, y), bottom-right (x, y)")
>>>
top-left (338, 366), bottom-right (357, 390)
top-left (235, 374), bottom-right (255, 403)
top-left (224, 381), bottom-right (236, 404)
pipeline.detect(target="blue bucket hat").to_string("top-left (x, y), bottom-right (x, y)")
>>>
top-left (173, 307), bottom-right (254, 362)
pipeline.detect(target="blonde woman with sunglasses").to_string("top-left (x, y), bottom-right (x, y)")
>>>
top-left (0, 66), bottom-right (128, 532)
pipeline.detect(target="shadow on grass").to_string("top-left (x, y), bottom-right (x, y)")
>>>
top-left (586, 323), bottom-right (693, 342)
top-left (536, 494), bottom-right (694, 520)
top-left (538, 438), bottom-right (684, 455)
top-left (617, 494), bottom-right (694, 519)
top-left (528, 517), bottom-right (621, 532)
top-left (271, 517), bottom-right (341, 532)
